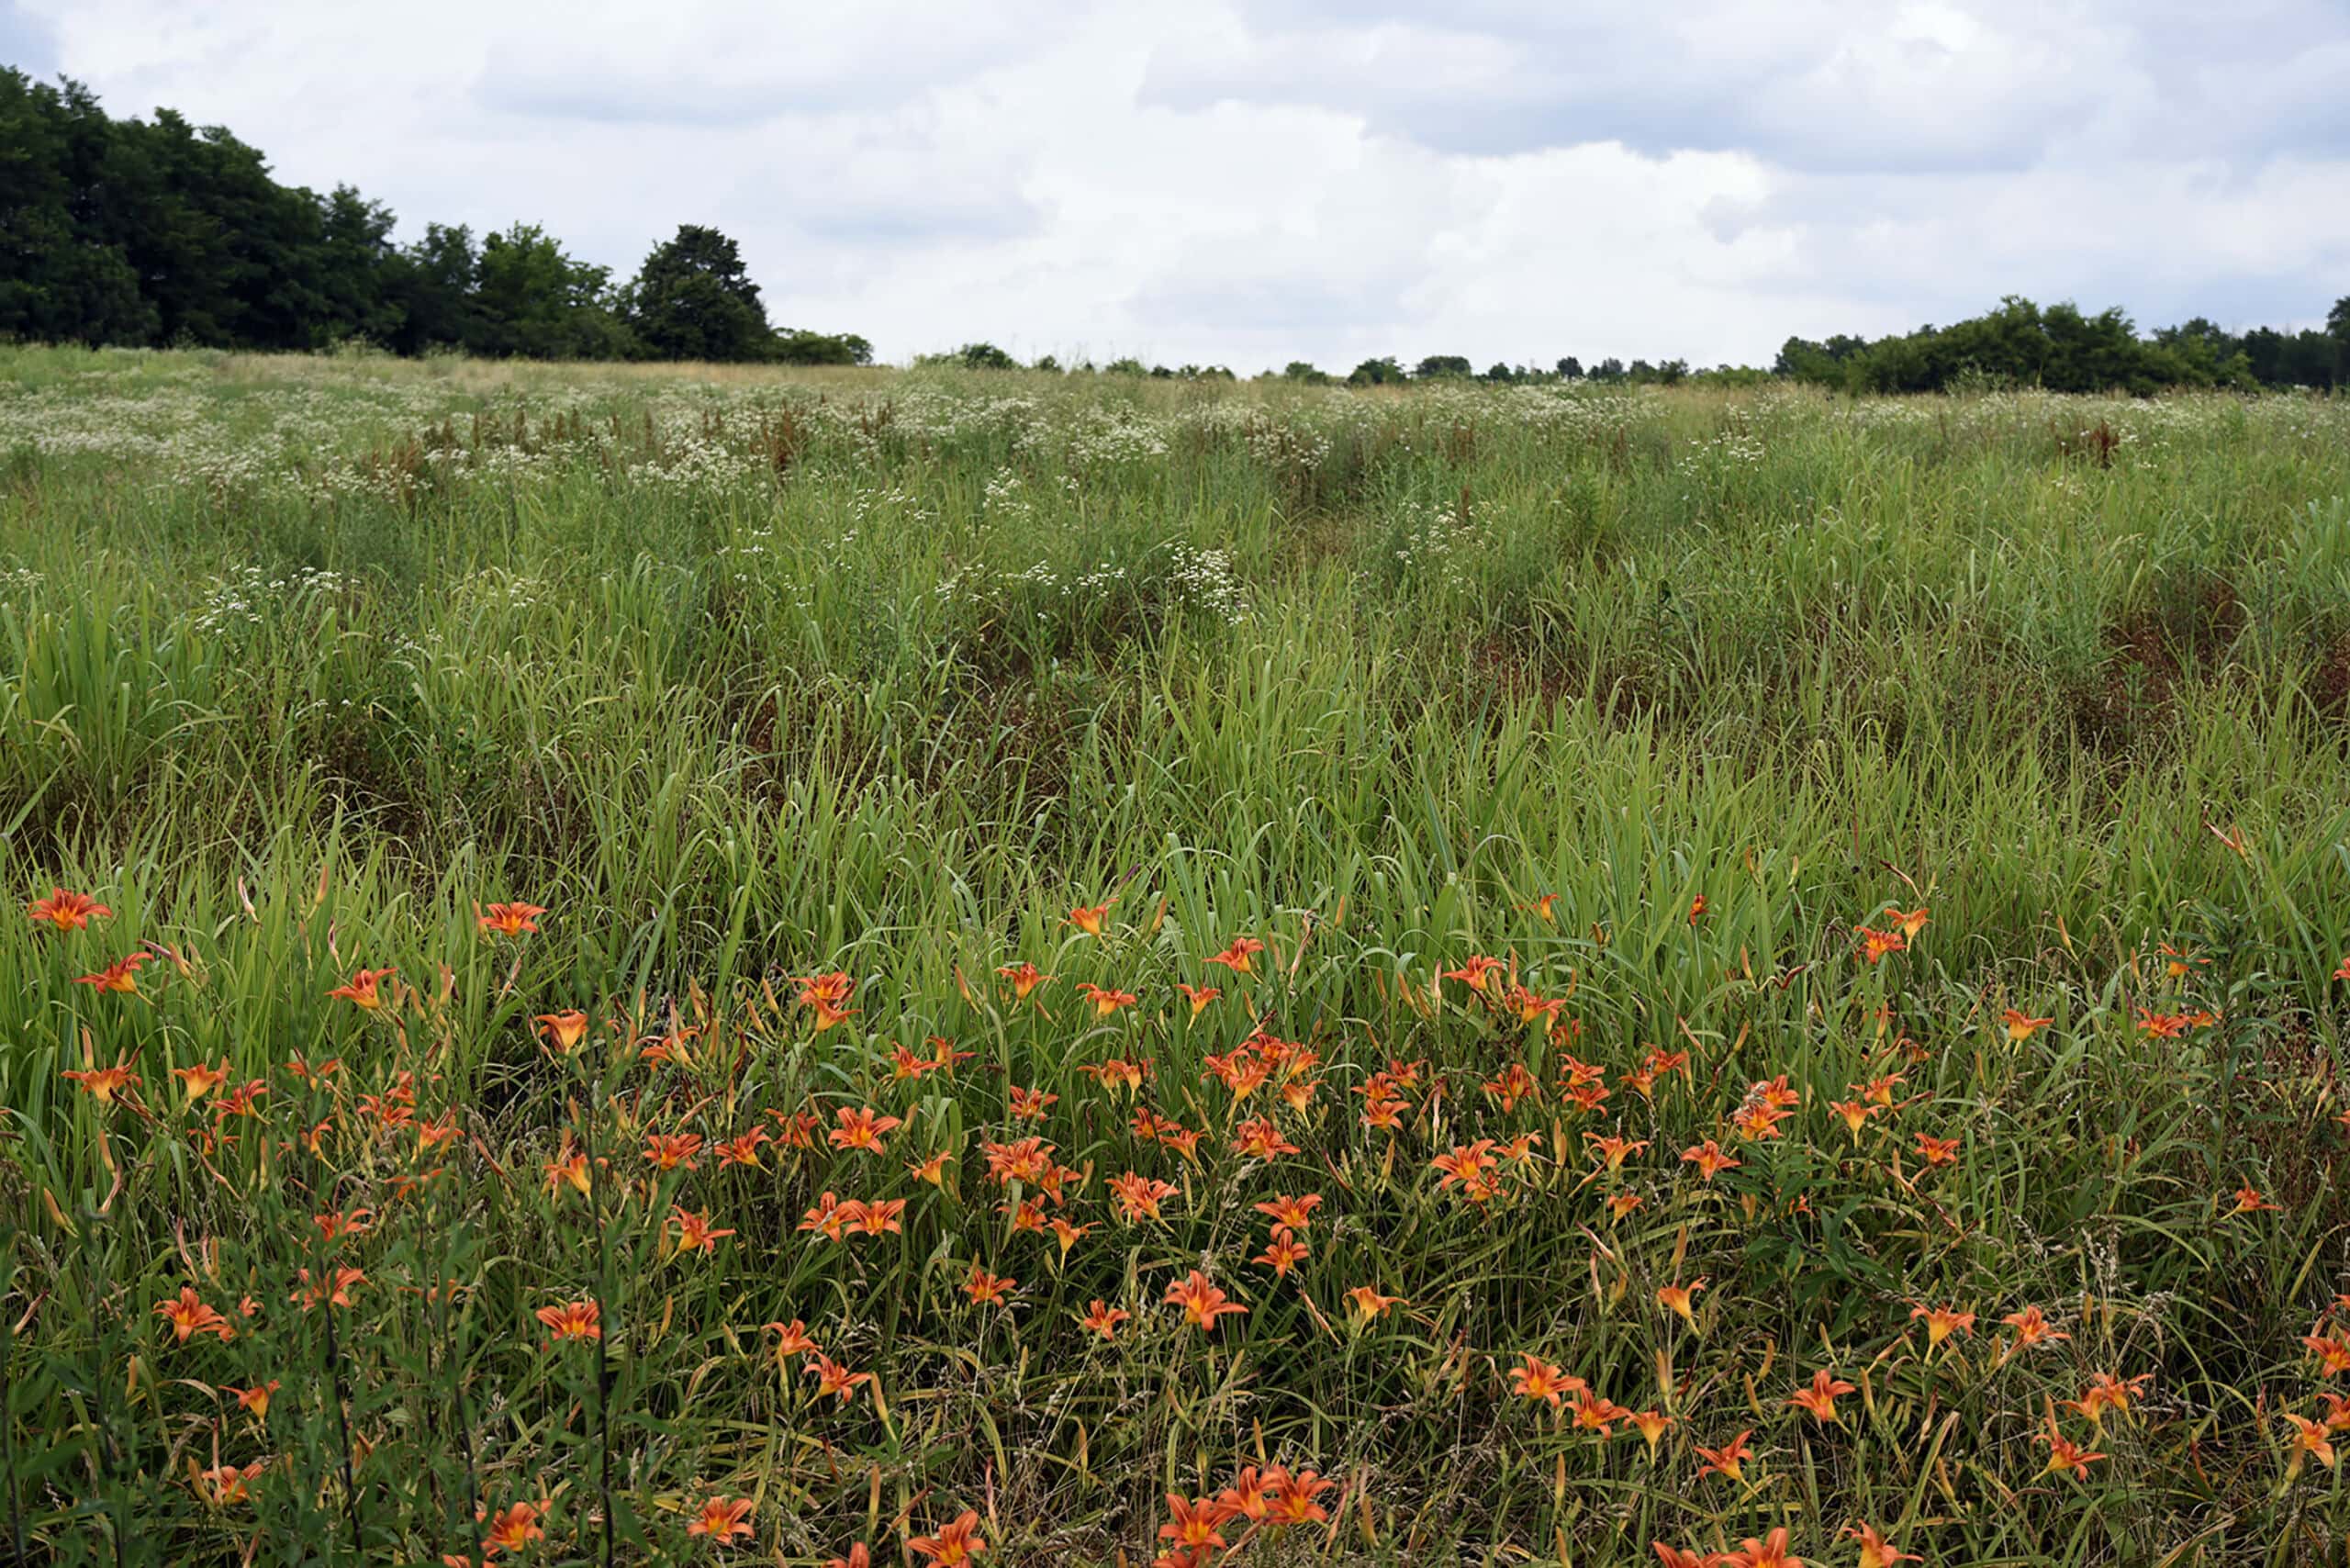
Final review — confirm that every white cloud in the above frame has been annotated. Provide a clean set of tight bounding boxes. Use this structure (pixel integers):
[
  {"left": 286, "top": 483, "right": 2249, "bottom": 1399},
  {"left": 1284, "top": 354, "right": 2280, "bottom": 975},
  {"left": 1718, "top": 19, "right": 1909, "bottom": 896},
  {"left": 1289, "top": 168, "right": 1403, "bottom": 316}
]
[{"left": 21, "top": 0, "right": 2350, "bottom": 367}]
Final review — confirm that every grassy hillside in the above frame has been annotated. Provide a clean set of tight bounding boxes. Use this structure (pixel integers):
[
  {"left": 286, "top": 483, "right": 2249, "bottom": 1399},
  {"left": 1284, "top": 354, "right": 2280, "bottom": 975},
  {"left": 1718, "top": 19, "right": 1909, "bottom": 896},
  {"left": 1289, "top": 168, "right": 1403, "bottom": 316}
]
[{"left": 5, "top": 347, "right": 2349, "bottom": 1564}]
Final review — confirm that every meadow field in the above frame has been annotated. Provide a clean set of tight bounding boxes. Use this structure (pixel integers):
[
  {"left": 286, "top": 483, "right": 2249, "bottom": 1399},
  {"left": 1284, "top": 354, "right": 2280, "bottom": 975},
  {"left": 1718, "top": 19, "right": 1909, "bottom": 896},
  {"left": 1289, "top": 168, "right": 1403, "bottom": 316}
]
[{"left": 5, "top": 345, "right": 2350, "bottom": 1565}]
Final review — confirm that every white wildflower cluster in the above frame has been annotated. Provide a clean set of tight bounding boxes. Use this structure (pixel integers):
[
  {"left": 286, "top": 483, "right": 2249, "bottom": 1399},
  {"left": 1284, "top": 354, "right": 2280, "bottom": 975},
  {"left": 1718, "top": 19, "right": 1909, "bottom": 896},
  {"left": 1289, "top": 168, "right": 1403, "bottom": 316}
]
[
  {"left": 1386, "top": 497, "right": 1489, "bottom": 594},
  {"left": 192, "top": 566, "right": 349, "bottom": 637}
]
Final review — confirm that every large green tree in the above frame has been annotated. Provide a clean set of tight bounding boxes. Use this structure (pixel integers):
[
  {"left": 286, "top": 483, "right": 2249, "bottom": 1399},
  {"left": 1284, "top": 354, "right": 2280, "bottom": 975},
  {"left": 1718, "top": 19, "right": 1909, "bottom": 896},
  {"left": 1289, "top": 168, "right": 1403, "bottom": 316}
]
[{"left": 622, "top": 224, "right": 770, "bottom": 362}]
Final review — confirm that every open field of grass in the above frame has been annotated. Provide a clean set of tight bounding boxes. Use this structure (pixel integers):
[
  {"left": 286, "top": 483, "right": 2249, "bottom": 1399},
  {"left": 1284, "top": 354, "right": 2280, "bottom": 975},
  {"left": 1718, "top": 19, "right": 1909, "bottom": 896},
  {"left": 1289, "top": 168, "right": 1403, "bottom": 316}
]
[{"left": 5, "top": 345, "right": 2350, "bottom": 1565}]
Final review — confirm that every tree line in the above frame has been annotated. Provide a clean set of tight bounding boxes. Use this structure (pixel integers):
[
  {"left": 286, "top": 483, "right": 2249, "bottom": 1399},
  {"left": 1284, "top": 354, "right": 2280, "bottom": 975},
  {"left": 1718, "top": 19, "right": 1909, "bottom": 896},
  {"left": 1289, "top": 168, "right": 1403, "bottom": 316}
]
[
  {"left": 0, "top": 70, "right": 870, "bottom": 364},
  {"left": 2, "top": 71, "right": 2343, "bottom": 393}
]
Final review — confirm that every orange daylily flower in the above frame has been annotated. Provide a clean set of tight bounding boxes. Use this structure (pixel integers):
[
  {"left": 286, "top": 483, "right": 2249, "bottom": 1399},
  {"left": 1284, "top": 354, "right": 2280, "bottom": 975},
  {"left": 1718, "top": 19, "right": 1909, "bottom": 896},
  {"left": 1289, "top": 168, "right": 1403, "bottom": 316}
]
[
  {"left": 477, "top": 902, "right": 547, "bottom": 937},
  {"left": 2284, "top": 1413, "right": 2338, "bottom": 1473},
  {"left": 1912, "top": 1133, "right": 1961, "bottom": 1167},
  {"left": 535, "top": 1011, "right": 588, "bottom": 1056},
  {"left": 804, "top": 1353, "right": 872, "bottom": 1403},
  {"left": 1441, "top": 955, "right": 1505, "bottom": 991},
  {"left": 224, "top": 1381, "right": 279, "bottom": 1421},
  {"left": 1788, "top": 1368, "right": 1856, "bottom": 1423},
  {"left": 290, "top": 1268, "right": 366, "bottom": 1311},
  {"left": 1346, "top": 1285, "right": 1404, "bottom": 1323},
  {"left": 1255, "top": 1227, "right": 1310, "bottom": 1277},
  {"left": 61, "top": 1056, "right": 141, "bottom": 1105},
  {"left": 75, "top": 952, "right": 151, "bottom": 994},
  {"left": 480, "top": 1502, "right": 546, "bottom": 1554},
  {"left": 1064, "top": 901, "right": 1115, "bottom": 936},
  {"left": 2002, "top": 1008, "right": 2053, "bottom": 1041},
  {"left": 324, "top": 966, "right": 393, "bottom": 1010},
  {"left": 823, "top": 1545, "right": 873, "bottom": 1568},
  {"left": 536, "top": 1300, "right": 602, "bottom": 1344},
  {"left": 1109, "top": 1170, "right": 1179, "bottom": 1223},
  {"left": 2227, "top": 1183, "right": 2281, "bottom": 1215},
  {"left": 1079, "top": 1299, "right": 1131, "bottom": 1338},
  {"left": 1158, "top": 1493, "right": 1238, "bottom": 1558},
  {"left": 670, "top": 1206, "right": 736, "bottom": 1257},
  {"left": 1630, "top": 1408, "right": 1674, "bottom": 1455},
  {"left": 766, "top": 1318, "right": 820, "bottom": 1364},
  {"left": 995, "top": 961, "right": 1052, "bottom": 1000},
  {"left": 1695, "top": 1429, "right": 1754, "bottom": 1483},
  {"left": 2303, "top": 1331, "right": 2350, "bottom": 1377},
  {"left": 1730, "top": 1527, "right": 1799, "bottom": 1568},
  {"left": 1176, "top": 981, "right": 1222, "bottom": 1014},
  {"left": 715, "top": 1127, "right": 771, "bottom": 1169},
  {"left": 2040, "top": 1423, "right": 2107, "bottom": 1480},
  {"left": 1253, "top": 1192, "right": 1323, "bottom": 1231},
  {"left": 1232, "top": 1115, "right": 1299, "bottom": 1161},
  {"left": 1855, "top": 926, "right": 1907, "bottom": 964},
  {"left": 686, "top": 1496, "right": 755, "bottom": 1542},
  {"left": 1571, "top": 1388, "right": 1630, "bottom": 1436},
  {"left": 1659, "top": 1278, "right": 1707, "bottom": 1329},
  {"left": 1681, "top": 1139, "right": 1740, "bottom": 1182},
  {"left": 907, "top": 1509, "right": 987, "bottom": 1565},
  {"left": 1653, "top": 1546, "right": 1712, "bottom": 1568},
  {"left": 196, "top": 1460, "right": 266, "bottom": 1507},
  {"left": 962, "top": 1265, "right": 1016, "bottom": 1305},
  {"left": 27, "top": 887, "right": 110, "bottom": 930},
  {"left": 1843, "top": 1522, "right": 1919, "bottom": 1568},
  {"left": 1166, "top": 1270, "right": 1248, "bottom": 1330},
  {"left": 155, "top": 1287, "right": 234, "bottom": 1344},
  {"left": 1909, "top": 1302, "right": 1976, "bottom": 1350},
  {"left": 1205, "top": 936, "right": 1266, "bottom": 974},
  {"left": 794, "top": 971, "right": 859, "bottom": 1032},
  {"left": 172, "top": 1059, "right": 230, "bottom": 1103},
  {"left": 1998, "top": 1305, "right": 2067, "bottom": 1361},
  {"left": 1075, "top": 981, "right": 1136, "bottom": 1017},
  {"left": 827, "top": 1105, "right": 903, "bottom": 1153},
  {"left": 907, "top": 1149, "right": 951, "bottom": 1185}
]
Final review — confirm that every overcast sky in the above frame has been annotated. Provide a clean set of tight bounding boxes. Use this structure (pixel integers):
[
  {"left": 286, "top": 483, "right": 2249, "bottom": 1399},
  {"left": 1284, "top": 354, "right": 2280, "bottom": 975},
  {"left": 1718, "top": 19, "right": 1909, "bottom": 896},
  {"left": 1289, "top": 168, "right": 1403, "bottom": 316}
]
[{"left": 7, "top": 0, "right": 2347, "bottom": 369}]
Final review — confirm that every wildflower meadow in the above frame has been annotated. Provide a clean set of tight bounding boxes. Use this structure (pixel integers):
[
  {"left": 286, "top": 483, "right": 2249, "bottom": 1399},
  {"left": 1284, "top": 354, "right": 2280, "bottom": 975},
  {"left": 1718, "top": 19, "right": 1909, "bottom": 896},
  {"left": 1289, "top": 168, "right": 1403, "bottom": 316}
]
[{"left": 5, "top": 346, "right": 2350, "bottom": 1565}]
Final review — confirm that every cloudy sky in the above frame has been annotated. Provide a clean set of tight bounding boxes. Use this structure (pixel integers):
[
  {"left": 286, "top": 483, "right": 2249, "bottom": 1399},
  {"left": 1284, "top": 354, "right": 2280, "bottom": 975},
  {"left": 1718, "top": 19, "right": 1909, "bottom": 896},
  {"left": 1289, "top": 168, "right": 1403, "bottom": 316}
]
[{"left": 7, "top": 0, "right": 2347, "bottom": 369}]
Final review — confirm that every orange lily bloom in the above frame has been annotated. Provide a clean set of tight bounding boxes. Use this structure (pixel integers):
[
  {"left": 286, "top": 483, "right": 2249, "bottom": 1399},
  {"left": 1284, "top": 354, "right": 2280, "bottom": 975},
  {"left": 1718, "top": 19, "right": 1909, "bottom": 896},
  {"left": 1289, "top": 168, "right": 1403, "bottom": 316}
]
[
  {"left": 196, "top": 1460, "right": 266, "bottom": 1507},
  {"left": 1788, "top": 1368, "right": 1856, "bottom": 1423},
  {"left": 1079, "top": 1299, "right": 1131, "bottom": 1338},
  {"left": 1732, "top": 1527, "right": 1798, "bottom": 1568},
  {"left": 1909, "top": 1302, "right": 1976, "bottom": 1350},
  {"left": 324, "top": 966, "right": 393, "bottom": 1010},
  {"left": 2284, "top": 1413, "right": 2338, "bottom": 1473},
  {"left": 224, "top": 1381, "right": 279, "bottom": 1421},
  {"left": 1844, "top": 1522, "right": 1919, "bottom": 1568},
  {"left": 1176, "top": 981, "right": 1222, "bottom": 1014},
  {"left": 2227, "top": 1183, "right": 2281, "bottom": 1215},
  {"left": 1441, "top": 955, "right": 1505, "bottom": 991},
  {"left": 1681, "top": 1139, "right": 1740, "bottom": 1182},
  {"left": 1855, "top": 926, "right": 1906, "bottom": 964},
  {"left": 1109, "top": 1170, "right": 1178, "bottom": 1223},
  {"left": 2303, "top": 1331, "right": 2350, "bottom": 1376},
  {"left": 536, "top": 1300, "right": 602, "bottom": 1344},
  {"left": 172, "top": 1060, "right": 230, "bottom": 1103},
  {"left": 827, "top": 1105, "right": 902, "bottom": 1153},
  {"left": 61, "top": 1056, "right": 140, "bottom": 1105},
  {"left": 1158, "top": 1493, "right": 1238, "bottom": 1558},
  {"left": 1255, "top": 1227, "right": 1310, "bottom": 1277},
  {"left": 1658, "top": 1278, "right": 1707, "bottom": 1329},
  {"left": 1571, "top": 1388, "right": 1630, "bottom": 1436},
  {"left": 715, "top": 1127, "right": 771, "bottom": 1169},
  {"left": 963, "top": 1265, "right": 1015, "bottom": 1305},
  {"left": 1912, "top": 1133, "right": 1961, "bottom": 1167},
  {"left": 477, "top": 902, "right": 547, "bottom": 937},
  {"left": 1998, "top": 1305, "right": 2067, "bottom": 1361},
  {"left": 823, "top": 1545, "right": 872, "bottom": 1568},
  {"left": 804, "top": 1354, "right": 872, "bottom": 1404},
  {"left": 535, "top": 1011, "right": 588, "bottom": 1056},
  {"left": 1205, "top": 936, "right": 1266, "bottom": 974},
  {"left": 1653, "top": 1546, "right": 1712, "bottom": 1568},
  {"left": 670, "top": 1206, "right": 735, "bottom": 1257},
  {"left": 155, "top": 1287, "right": 234, "bottom": 1344},
  {"left": 75, "top": 952, "right": 151, "bottom": 994},
  {"left": 1695, "top": 1429, "right": 1753, "bottom": 1483},
  {"left": 2040, "top": 1423, "right": 2107, "bottom": 1480},
  {"left": 480, "top": 1502, "right": 546, "bottom": 1554},
  {"left": 1232, "top": 1115, "right": 1299, "bottom": 1160},
  {"left": 27, "top": 887, "right": 110, "bottom": 930},
  {"left": 1253, "top": 1192, "right": 1323, "bottom": 1231},
  {"left": 1075, "top": 981, "right": 1136, "bottom": 1017},
  {"left": 907, "top": 1149, "right": 951, "bottom": 1185},
  {"left": 2002, "top": 1008, "right": 2053, "bottom": 1041},
  {"left": 1347, "top": 1285, "right": 1404, "bottom": 1323},
  {"left": 1630, "top": 1408, "right": 1674, "bottom": 1455},
  {"left": 766, "top": 1318, "right": 820, "bottom": 1363},
  {"left": 995, "top": 961, "right": 1051, "bottom": 1000},
  {"left": 686, "top": 1496, "right": 755, "bottom": 1542},
  {"left": 1166, "top": 1270, "right": 1248, "bottom": 1330},
  {"left": 906, "top": 1509, "right": 986, "bottom": 1565},
  {"left": 1064, "top": 901, "right": 1115, "bottom": 936}
]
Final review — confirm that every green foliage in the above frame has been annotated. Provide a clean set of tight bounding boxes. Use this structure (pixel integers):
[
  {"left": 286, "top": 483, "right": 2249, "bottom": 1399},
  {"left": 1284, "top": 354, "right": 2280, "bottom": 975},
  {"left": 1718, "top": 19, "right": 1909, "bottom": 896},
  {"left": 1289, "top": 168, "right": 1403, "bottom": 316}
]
[{"left": 620, "top": 224, "right": 770, "bottom": 362}]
